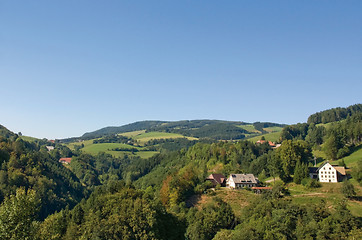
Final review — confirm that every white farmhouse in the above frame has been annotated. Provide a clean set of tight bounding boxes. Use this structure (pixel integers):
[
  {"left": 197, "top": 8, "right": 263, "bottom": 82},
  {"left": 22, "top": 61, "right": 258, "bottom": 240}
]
[
  {"left": 226, "top": 174, "right": 258, "bottom": 189},
  {"left": 316, "top": 162, "right": 346, "bottom": 183}
]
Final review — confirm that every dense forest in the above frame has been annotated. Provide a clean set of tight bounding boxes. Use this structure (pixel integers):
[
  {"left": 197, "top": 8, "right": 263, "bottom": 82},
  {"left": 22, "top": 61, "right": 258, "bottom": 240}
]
[{"left": 0, "top": 104, "right": 361, "bottom": 239}]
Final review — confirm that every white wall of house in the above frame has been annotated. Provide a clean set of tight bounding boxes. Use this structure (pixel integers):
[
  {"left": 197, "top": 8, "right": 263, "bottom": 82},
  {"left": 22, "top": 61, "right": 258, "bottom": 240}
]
[
  {"left": 318, "top": 162, "right": 337, "bottom": 183},
  {"left": 227, "top": 176, "right": 236, "bottom": 188}
]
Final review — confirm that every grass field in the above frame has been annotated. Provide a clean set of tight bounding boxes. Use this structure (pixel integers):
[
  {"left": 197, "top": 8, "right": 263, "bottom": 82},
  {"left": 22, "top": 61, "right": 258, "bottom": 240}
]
[
  {"left": 263, "top": 126, "right": 283, "bottom": 133},
  {"left": 134, "top": 131, "right": 197, "bottom": 144},
  {"left": 20, "top": 136, "right": 39, "bottom": 142},
  {"left": 193, "top": 188, "right": 257, "bottom": 218},
  {"left": 66, "top": 139, "right": 94, "bottom": 150},
  {"left": 288, "top": 182, "right": 362, "bottom": 217},
  {"left": 119, "top": 130, "right": 146, "bottom": 138},
  {"left": 67, "top": 140, "right": 159, "bottom": 158},
  {"left": 237, "top": 124, "right": 261, "bottom": 133},
  {"left": 329, "top": 145, "right": 362, "bottom": 168},
  {"left": 247, "top": 131, "right": 281, "bottom": 143}
]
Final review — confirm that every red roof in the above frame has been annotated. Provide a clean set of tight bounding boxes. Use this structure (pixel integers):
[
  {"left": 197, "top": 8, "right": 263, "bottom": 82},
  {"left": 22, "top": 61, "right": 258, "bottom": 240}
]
[{"left": 59, "top": 158, "right": 72, "bottom": 164}]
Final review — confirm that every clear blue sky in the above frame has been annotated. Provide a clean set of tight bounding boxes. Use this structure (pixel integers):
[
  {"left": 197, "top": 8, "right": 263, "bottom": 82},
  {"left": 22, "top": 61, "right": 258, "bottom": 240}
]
[{"left": 1, "top": 1, "right": 361, "bottom": 139}]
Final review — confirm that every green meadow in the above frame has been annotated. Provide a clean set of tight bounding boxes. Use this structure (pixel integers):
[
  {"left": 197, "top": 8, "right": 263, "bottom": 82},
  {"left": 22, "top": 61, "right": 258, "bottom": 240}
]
[
  {"left": 81, "top": 142, "right": 159, "bottom": 158},
  {"left": 263, "top": 126, "right": 283, "bottom": 133},
  {"left": 237, "top": 124, "right": 261, "bottom": 133},
  {"left": 133, "top": 131, "right": 197, "bottom": 144},
  {"left": 247, "top": 131, "right": 282, "bottom": 143}
]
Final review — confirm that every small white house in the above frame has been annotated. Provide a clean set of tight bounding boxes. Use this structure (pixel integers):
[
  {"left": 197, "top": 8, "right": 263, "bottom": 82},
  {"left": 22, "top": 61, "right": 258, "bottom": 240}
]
[
  {"left": 315, "top": 162, "right": 346, "bottom": 183},
  {"left": 46, "top": 146, "right": 55, "bottom": 151},
  {"left": 226, "top": 174, "right": 258, "bottom": 189}
]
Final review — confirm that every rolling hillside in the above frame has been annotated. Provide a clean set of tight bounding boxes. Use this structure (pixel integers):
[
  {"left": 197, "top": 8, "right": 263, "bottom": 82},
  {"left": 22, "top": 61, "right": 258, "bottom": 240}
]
[
  {"left": 63, "top": 120, "right": 285, "bottom": 142},
  {"left": 62, "top": 120, "right": 285, "bottom": 157}
]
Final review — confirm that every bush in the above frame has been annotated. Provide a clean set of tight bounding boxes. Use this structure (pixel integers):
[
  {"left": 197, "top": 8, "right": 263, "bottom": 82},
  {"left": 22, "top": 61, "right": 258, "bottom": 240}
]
[{"left": 301, "top": 178, "right": 321, "bottom": 188}]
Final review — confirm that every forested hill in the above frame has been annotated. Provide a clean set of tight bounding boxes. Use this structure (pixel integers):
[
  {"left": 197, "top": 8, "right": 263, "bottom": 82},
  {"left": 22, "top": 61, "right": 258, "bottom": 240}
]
[
  {"left": 81, "top": 120, "right": 167, "bottom": 139},
  {"left": 0, "top": 126, "right": 86, "bottom": 220},
  {"left": 75, "top": 120, "right": 285, "bottom": 141},
  {"left": 307, "top": 103, "right": 362, "bottom": 124},
  {"left": 281, "top": 103, "right": 362, "bottom": 160},
  {"left": 0, "top": 124, "right": 17, "bottom": 139}
]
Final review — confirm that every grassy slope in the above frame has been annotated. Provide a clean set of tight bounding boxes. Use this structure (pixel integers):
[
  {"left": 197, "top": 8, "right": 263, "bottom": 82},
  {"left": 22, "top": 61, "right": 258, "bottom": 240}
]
[
  {"left": 20, "top": 135, "right": 39, "bottom": 142},
  {"left": 330, "top": 145, "right": 362, "bottom": 168},
  {"left": 67, "top": 139, "right": 159, "bottom": 158},
  {"left": 313, "top": 145, "right": 362, "bottom": 169},
  {"left": 134, "top": 131, "right": 197, "bottom": 144},
  {"left": 287, "top": 182, "right": 362, "bottom": 217},
  {"left": 263, "top": 126, "right": 283, "bottom": 133},
  {"left": 236, "top": 124, "right": 261, "bottom": 133},
  {"left": 119, "top": 130, "right": 146, "bottom": 138},
  {"left": 82, "top": 143, "right": 158, "bottom": 158},
  {"left": 196, "top": 182, "right": 362, "bottom": 219},
  {"left": 247, "top": 131, "right": 282, "bottom": 143}
]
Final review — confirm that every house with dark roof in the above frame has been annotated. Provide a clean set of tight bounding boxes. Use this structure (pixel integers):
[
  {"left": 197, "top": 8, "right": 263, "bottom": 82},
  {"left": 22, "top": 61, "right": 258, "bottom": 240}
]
[
  {"left": 226, "top": 174, "right": 258, "bottom": 189},
  {"left": 309, "top": 162, "right": 346, "bottom": 182},
  {"left": 206, "top": 174, "right": 226, "bottom": 187}
]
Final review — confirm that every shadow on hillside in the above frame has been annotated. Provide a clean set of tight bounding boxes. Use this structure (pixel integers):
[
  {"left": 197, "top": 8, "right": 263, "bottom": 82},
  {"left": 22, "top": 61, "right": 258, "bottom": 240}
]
[
  {"left": 185, "top": 194, "right": 202, "bottom": 208},
  {"left": 350, "top": 196, "right": 362, "bottom": 202}
]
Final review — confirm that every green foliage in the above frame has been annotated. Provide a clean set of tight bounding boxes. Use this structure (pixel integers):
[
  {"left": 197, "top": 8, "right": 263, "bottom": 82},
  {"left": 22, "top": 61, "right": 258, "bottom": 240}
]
[
  {"left": 341, "top": 180, "right": 356, "bottom": 199},
  {"left": 226, "top": 197, "right": 360, "bottom": 240},
  {"left": 351, "top": 159, "right": 362, "bottom": 185},
  {"left": 186, "top": 198, "right": 235, "bottom": 240},
  {"left": 276, "top": 140, "right": 312, "bottom": 182},
  {"left": 0, "top": 188, "right": 40, "bottom": 240},
  {"left": 0, "top": 135, "right": 85, "bottom": 219},
  {"left": 293, "top": 160, "right": 309, "bottom": 184},
  {"left": 39, "top": 184, "right": 185, "bottom": 240},
  {"left": 301, "top": 178, "right": 321, "bottom": 189},
  {"left": 280, "top": 123, "right": 309, "bottom": 141},
  {"left": 93, "top": 134, "right": 134, "bottom": 144}
]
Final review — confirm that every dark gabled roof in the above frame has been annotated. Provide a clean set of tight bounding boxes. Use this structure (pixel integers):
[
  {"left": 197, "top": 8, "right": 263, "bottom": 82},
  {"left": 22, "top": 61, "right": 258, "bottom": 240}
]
[
  {"left": 229, "top": 174, "right": 258, "bottom": 184},
  {"left": 309, "top": 167, "right": 318, "bottom": 173},
  {"left": 206, "top": 174, "right": 226, "bottom": 184}
]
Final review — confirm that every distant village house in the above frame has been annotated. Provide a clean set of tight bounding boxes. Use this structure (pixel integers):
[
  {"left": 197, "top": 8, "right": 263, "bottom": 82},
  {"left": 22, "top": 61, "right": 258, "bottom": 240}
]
[
  {"left": 256, "top": 140, "right": 280, "bottom": 149},
  {"left": 46, "top": 146, "right": 54, "bottom": 151},
  {"left": 59, "top": 158, "right": 72, "bottom": 164},
  {"left": 226, "top": 174, "right": 258, "bottom": 189}
]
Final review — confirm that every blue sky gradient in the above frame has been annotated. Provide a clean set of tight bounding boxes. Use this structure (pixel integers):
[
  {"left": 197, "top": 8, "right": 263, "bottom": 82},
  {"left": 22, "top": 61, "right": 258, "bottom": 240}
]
[{"left": 1, "top": 1, "right": 361, "bottom": 138}]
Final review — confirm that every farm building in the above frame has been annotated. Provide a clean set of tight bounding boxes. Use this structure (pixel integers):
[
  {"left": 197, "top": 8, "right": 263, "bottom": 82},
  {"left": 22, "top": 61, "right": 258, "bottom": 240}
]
[
  {"left": 309, "top": 162, "right": 346, "bottom": 182},
  {"left": 59, "top": 158, "right": 72, "bottom": 164},
  {"left": 226, "top": 174, "right": 258, "bottom": 189},
  {"left": 205, "top": 174, "right": 226, "bottom": 187}
]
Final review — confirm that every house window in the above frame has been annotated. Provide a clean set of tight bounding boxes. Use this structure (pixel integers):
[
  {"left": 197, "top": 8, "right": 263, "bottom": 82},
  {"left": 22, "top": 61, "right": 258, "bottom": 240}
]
[{"left": 329, "top": 167, "right": 331, "bottom": 170}]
